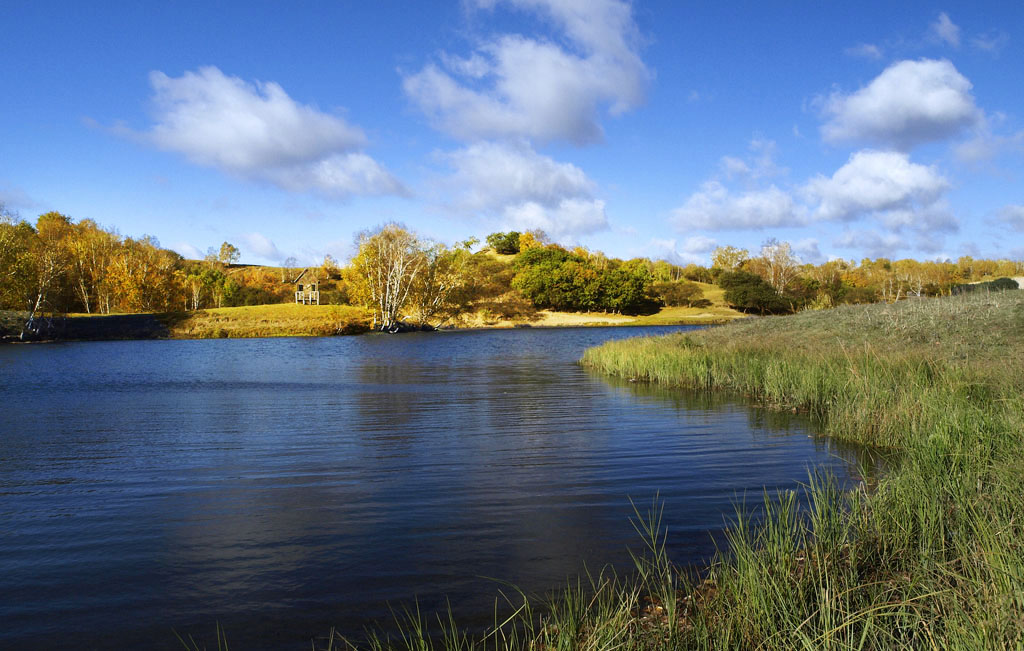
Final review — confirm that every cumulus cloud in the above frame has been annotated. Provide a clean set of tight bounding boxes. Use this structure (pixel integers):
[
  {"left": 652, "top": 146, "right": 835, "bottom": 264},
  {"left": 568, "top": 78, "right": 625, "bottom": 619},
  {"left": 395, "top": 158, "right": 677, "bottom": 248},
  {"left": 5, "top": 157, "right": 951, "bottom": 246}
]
[
  {"left": 793, "top": 238, "right": 824, "bottom": 264},
  {"left": 997, "top": 205, "right": 1024, "bottom": 232},
  {"left": 845, "top": 43, "right": 883, "bottom": 59},
  {"left": 141, "top": 66, "right": 405, "bottom": 198},
  {"left": 803, "top": 150, "right": 950, "bottom": 224},
  {"left": 646, "top": 235, "right": 717, "bottom": 264},
  {"left": 403, "top": 0, "right": 650, "bottom": 144},
  {"left": 503, "top": 198, "right": 608, "bottom": 239},
  {"left": 833, "top": 230, "right": 910, "bottom": 258},
  {"left": 443, "top": 141, "right": 595, "bottom": 212},
  {"left": 929, "top": 12, "right": 961, "bottom": 48},
  {"left": 820, "top": 59, "right": 981, "bottom": 149},
  {"left": 673, "top": 181, "right": 802, "bottom": 231},
  {"left": 441, "top": 141, "right": 607, "bottom": 239},
  {"left": 240, "top": 232, "right": 284, "bottom": 261}
]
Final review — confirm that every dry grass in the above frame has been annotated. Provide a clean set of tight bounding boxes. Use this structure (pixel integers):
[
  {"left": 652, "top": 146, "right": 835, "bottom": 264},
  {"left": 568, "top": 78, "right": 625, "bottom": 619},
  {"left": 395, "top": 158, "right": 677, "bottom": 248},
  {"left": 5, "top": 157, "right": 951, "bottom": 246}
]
[{"left": 162, "top": 303, "right": 371, "bottom": 339}]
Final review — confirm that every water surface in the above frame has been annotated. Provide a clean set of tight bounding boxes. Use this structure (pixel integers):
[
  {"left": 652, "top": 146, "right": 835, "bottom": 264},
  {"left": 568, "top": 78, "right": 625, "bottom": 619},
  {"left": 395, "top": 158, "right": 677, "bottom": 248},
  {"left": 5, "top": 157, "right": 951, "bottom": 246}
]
[{"left": 0, "top": 327, "right": 865, "bottom": 649}]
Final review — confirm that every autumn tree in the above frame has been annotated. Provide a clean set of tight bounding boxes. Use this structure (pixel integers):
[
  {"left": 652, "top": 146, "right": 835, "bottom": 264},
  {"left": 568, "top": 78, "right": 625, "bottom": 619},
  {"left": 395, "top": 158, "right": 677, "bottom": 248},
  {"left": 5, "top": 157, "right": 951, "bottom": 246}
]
[
  {"left": 750, "top": 238, "right": 801, "bottom": 295},
  {"left": 407, "top": 238, "right": 478, "bottom": 327},
  {"left": 349, "top": 223, "right": 426, "bottom": 331},
  {"left": 218, "top": 241, "right": 240, "bottom": 265},
  {"left": 22, "top": 212, "right": 74, "bottom": 333},
  {"left": 711, "top": 245, "right": 749, "bottom": 272},
  {"left": 517, "top": 229, "right": 549, "bottom": 251},
  {"left": 0, "top": 205, "right": 36, "bottom": 312},
  {"left": 67, "top": 219, "right": 118, "bottom": 313}
]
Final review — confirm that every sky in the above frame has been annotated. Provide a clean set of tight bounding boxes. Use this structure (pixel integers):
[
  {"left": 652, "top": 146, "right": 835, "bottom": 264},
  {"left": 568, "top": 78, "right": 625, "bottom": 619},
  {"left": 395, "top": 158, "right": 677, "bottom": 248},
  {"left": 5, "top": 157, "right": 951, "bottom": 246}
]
[{"left": 3, "top": 1, "right": 1023, "bottom": 266}]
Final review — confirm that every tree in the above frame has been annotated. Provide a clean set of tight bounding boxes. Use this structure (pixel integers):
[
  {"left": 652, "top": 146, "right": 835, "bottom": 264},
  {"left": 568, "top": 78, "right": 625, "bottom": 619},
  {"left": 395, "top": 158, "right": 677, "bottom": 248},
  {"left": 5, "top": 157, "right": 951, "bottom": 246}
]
[
  {"left": 280, "top": 256, "right": 299, "bottom": 282},
  {"left": 485, "top": 231, "right": 521, "bottom": 255},
  {"left": 349, "top": 223, "right": 426, "bottom": 331},
  {"left": 407, "top": 238, "right": 478, "bottom": 327},
  {"left": 67, "top": 219, "right": 118, "bottom": 313},
  {"left": 218, "top": 241, "right": 240, "bottom": 265},
  {"left": 751, "top": 238, "right": 800, "bottom": 295},
  {"left": 0, "top": 205, "right": 36, "bottom": 312},
  {"left": 718, "top": 270, "right": 790, "bottom": 315},
  {"left": 321, "top": 254, "right": 340, "bottom": 279},
  {"left": 711, "top": 245, "right": 749, "bottom": 272},
  {"left": 652, "top": 280, "right": 705, "bottom": 307},
  {"left": 517, "top": 229, "right": 549, "bottom": 251},
  {"left": 21, "top": 212, "right": 74, "bottom": 336}
]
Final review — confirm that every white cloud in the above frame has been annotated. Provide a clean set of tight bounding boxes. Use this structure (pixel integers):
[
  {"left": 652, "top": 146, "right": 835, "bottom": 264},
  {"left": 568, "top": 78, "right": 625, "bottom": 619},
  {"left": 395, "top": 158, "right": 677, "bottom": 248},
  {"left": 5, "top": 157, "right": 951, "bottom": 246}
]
[
  {"left": 930, "top": 12, "right": 961, "bottom": 48},
  {"left": 443, "top": 141, "right": 595, "bottom": 212},
  {"left": 681, "top": 235, "right": 717, "bottom": 254},
  {"left": 971, "top": 31, "right": 1009, "bottom": 55},
  {"left": 954, "top": 119, "right": 1024, "bottom": 163},
  {"left": 170, "top": 242, "right": 204, "bottom": 260},
  {"left": 645, "top": 236, "right": 717, "bottom": 265},
  {"left": 720, "top": 138, "right": 786, "bottom": 180},
  {"left": 997, "top": 205, "right": 1024, "bottom": 232},
  {"left": 845, "top": 43, "right": 883, "bottom": 59},
  {"left": 673, "top": 181, "right": 802, "bottom": 231},
  {"left": 503, "top": 199, "right": 608, "bottom": 239},
  {"left": 441, "top": 141, "right": 607, "bottom": 239},
  {"left": 876, "top": 202, "right": 958, "bottom": 234},
  {"left": 820, "top": 59, "right": 981, "bottom": 149},
  {"left": 403, "top": 0, "right": 650, "bottom": 144},
  {"left": 803, "top": 150, "right": 949, "bottom": 223},
  {"left": 793, "top": 238, "right": 824, "bottom": 264},
  {"left": 142, "top": 66, "right": 405, "bottom": 198},
  {"left": 240, "top": 232, "right": 284, "bottom": 261},
  {"left": 833, "top": 230, "right": 909, "bottom": 258}
]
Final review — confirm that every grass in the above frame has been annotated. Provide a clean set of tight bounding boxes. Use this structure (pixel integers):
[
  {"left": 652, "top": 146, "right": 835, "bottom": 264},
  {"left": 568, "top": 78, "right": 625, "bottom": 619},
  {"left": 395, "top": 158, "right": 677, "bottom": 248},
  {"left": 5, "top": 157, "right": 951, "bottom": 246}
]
[
  {"left": 161, "top": 303, "right": 372, "bottom": 339},
  {"left": 579, "top": 290, "right": 1024, "bottom": 648}
]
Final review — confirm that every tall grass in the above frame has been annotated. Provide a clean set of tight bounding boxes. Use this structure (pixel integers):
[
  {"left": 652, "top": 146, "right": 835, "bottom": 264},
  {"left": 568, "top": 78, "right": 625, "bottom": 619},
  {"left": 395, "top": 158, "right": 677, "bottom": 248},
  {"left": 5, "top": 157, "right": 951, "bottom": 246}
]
[{"left": 580, "top": 291, "right": 1024, "bottom": 648}]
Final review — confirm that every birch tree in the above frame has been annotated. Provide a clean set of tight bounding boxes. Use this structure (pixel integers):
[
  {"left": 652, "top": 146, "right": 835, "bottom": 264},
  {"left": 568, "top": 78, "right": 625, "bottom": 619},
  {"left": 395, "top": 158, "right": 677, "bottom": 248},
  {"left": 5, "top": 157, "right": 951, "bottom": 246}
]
[
  {"left": 753, "top": 238, "right": 801, "bottom": 295},
  {"left": 407, "top": 238, "right": 477, "bottom": 327},
  {"left": 350, "top": 224, "right": 426, "bottom": 331}
]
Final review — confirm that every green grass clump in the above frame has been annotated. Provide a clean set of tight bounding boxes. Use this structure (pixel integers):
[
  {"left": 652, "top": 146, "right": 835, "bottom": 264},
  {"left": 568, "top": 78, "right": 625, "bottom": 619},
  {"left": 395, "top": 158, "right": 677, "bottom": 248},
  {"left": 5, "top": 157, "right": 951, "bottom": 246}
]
[{"left": 161, "top": 303, "right": 372, "bottom": 339}]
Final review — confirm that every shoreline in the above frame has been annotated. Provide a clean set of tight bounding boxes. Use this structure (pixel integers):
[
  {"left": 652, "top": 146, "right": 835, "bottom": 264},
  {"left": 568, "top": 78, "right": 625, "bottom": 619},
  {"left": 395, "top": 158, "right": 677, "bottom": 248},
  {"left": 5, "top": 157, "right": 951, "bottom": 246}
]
[{"left": 1, "top": 307, "right": 740, "bottom": 343}]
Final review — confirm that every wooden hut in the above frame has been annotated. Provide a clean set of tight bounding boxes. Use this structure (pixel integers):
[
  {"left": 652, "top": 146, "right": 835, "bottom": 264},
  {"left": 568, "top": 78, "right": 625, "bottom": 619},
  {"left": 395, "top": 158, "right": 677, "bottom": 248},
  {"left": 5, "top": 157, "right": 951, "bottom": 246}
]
[{"left": 293, "top": 269, "right": 321, "bottom": 305}]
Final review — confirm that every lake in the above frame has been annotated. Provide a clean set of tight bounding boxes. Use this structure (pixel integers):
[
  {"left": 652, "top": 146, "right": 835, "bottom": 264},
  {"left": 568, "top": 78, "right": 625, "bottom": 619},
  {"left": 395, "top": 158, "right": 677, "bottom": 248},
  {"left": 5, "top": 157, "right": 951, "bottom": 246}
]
[{"left": 0, "top": 327, "right": 867, "bottom": 649}]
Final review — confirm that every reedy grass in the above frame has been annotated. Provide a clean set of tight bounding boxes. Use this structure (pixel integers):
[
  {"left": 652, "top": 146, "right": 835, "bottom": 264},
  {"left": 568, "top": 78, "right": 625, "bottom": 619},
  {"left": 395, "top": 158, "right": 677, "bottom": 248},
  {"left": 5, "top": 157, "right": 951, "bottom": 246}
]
[{"left": 579, "top": 290, "right": 1024, "bottom": 649}]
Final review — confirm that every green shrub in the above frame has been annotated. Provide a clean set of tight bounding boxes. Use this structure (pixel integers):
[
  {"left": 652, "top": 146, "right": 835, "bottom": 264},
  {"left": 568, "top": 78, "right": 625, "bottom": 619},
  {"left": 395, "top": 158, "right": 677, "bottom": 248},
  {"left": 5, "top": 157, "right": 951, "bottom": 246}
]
[{"left": 652, "top": 280, "right": 704, "bottom": 306}]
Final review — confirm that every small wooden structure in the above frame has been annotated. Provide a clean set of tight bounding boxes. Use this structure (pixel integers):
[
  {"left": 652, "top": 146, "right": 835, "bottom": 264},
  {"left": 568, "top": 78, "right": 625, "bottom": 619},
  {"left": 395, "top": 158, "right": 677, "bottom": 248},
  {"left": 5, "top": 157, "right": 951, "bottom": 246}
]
[{"left": 293, "top": 269, "right": 321, "bottom": 305}]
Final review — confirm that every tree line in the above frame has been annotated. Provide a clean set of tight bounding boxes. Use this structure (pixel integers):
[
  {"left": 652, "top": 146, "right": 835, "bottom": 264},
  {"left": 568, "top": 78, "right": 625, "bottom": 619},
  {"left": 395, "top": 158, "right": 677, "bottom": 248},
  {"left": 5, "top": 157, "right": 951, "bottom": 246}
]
[{"left": 3, "top": 205, "right": 1021, "bottom": 335}]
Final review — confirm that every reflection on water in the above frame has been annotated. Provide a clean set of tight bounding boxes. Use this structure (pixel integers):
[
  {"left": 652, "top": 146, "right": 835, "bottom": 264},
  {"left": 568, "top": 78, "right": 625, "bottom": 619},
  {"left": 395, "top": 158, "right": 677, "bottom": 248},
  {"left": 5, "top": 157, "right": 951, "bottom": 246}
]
[{"left": 0, "top": 327, "right": 868, "bottom": 649}]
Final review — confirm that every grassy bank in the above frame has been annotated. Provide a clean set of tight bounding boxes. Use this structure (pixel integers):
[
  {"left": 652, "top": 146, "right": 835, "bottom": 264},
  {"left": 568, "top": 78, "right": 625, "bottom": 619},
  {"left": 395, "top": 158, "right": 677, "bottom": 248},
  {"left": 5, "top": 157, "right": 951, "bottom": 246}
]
[
  {"left": 576, "top": 290, "right": 1024, "bottom": 648},
  {"left": 161, "top": 304, "right": 372, "bottom": 339}
]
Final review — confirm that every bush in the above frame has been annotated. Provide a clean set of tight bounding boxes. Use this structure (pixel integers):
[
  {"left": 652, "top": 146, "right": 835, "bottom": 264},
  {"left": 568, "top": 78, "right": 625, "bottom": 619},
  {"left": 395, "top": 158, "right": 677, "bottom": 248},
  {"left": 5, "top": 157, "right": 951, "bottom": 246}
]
[
  {"left": 652, "top": 280, "right": 704, "bottom": 307},
  {"left": 718, "top": 271, "right": 790, "bottom": 314},
  {"left": 952, "top": 277, "right": 1020, "bottom": 295},
  {"left": 485, "top": 231, "right": 521, "bottom": 255}
]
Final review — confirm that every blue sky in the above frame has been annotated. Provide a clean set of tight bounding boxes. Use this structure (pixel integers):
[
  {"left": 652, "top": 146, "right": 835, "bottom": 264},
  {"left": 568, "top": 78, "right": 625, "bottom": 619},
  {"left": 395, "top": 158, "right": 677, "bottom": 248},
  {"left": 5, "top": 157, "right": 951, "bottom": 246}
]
[{"left": 3, "top": 1, "right": 1023, "bottom": 266}]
